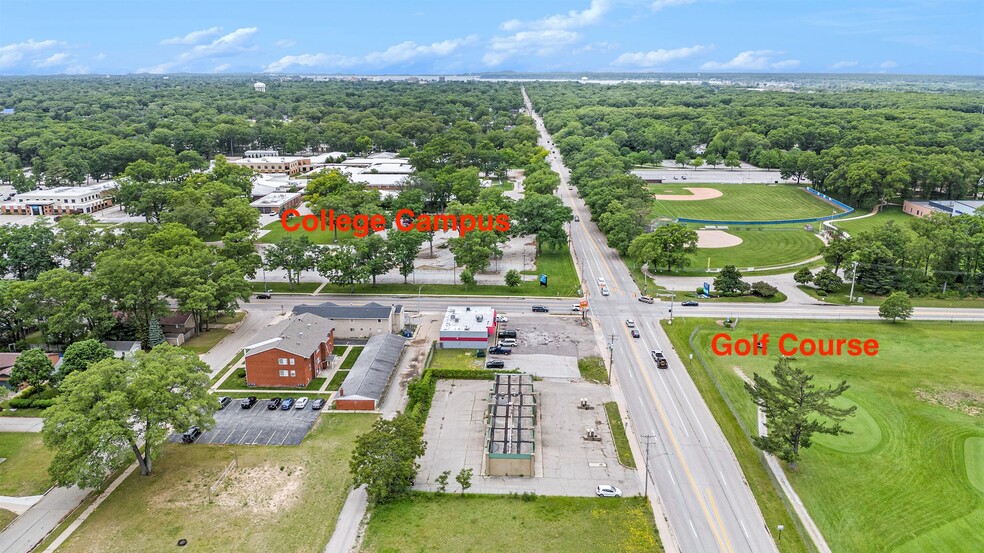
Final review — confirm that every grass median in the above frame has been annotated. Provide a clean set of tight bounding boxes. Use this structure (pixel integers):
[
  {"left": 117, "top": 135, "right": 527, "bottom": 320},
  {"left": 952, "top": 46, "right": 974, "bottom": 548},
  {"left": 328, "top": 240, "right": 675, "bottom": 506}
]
[
  {"left": 604, "top": 402, "right": 635, "bottom": 469},
  {"left": 578, "top": 355, "right": 608, "bottom": 384}
]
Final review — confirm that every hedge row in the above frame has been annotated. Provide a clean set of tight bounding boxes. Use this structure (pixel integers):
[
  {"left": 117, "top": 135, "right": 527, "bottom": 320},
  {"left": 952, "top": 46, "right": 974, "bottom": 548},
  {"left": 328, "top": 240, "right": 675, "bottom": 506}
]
[{"left": 7, "top": 398, "right": 55, "bottom": 409}]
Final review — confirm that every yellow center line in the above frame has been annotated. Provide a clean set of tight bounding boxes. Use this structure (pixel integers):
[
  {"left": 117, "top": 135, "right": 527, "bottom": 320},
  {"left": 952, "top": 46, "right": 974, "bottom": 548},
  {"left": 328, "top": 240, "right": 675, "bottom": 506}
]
[{"left": 708, "top": 486, "right": 737, "bottom": 553}]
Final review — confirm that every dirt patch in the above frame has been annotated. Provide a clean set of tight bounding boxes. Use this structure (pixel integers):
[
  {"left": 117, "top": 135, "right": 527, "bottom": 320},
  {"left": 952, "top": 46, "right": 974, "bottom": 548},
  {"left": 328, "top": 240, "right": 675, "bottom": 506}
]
[
  {"left": 652, "top": 187, "right": 724, "bottom": 201},
  {"left": 697, "top": 229, "right": 743, "bottom": 248},
  {"left": 914, "top": 387, "right": 984, "bottom": 417},
  {"left": 152, "top": 463, "right": 306, "bottom": 513}
]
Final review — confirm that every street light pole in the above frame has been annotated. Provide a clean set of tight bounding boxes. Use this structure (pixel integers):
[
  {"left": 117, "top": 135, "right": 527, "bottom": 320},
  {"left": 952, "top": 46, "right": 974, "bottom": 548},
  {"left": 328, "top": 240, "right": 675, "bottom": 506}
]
[
  {"left": 777, "top": 524, "right": 784, "bottom": 541},
  {"left": 669, "top": 293, "right": 675, "bottom": 323},
  {"left": 643, "top": 433, "right": 656, "bottom": 497},
  {"left": 607, "top": 333, "right": 616, "bottom": 382},
  {"left": 848, "top": 260, "right": 860, "bottom": 304}
]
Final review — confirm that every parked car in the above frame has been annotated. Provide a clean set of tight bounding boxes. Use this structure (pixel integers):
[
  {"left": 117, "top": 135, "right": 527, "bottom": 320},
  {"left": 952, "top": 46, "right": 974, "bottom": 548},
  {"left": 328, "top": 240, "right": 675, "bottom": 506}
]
[
  {"left": 256, "top": 292, "right": 272, "bottom": 299},
  {"left": 267, "top": 398, "right": 282, "bottom": 410},
  {"left": 681, "top": 300, "right": 699, "bottom": 306},
  {"left": 681, "top": 175, "right": 687, "bottom": 180},
  {"left": 181, "top": 426, "right": 202, "bottom": 443},
  {"left": 486, "top": 359, "right": 505, "bottom": 369},
  {"left": 625, "top": 319, "right": 635, "bottom": 328},
  {"left": 311, "top": 398, "right": 327, "bottom": 410},
  {"left": 601, "top": 287, "right": 610, "bottom": 296},
  {"left": 638, "top": 295, "right": 655, "bottom": 304},
  {"left": 217, "top": 396, "right": 231, "bottom": 410},
  {"left": 498, "top": 338, "right": 518, "bottom": 347},
  {"left": 295, "top": 397, "right": 309, "bottom": 409},
  {"left": 241, "top": 396, "right": 258, "bottom": 409},
  {"left": 531, "top": 305, "right": 549, "bottom": 313},
  {"left": 488, "top": 346, "right": 512, "bottom": 355},
  {"left": 498, "top": 329, "right": 518, "bottom": 339},
  {"left": 495, "top": 315, "right": 508, "bottom": 323},
  {"left": 281, "top": 398, "right": 295, "bottom": 410},
  {"left": 631, "top": 329, "right": 640, "bottom": 338},
  {"left": 596, "top": 485, "right": 622, "bottom": 498}
]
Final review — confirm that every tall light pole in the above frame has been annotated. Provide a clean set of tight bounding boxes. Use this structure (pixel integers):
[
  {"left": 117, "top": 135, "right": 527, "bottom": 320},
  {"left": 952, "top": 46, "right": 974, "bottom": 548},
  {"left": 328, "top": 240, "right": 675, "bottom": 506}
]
[
  {"left": 669, "top": 293, "right": 675, "bottom": 323},
  {"left": 607, "top": 333, "right": 616, "bottom": 382},
  {"left": 417, "top": 285, "right": 423, "bottom": 316},
  {"left": 643, "top": 433, "right": 656, "bottom": 497},
  {"left": 848, "top": 260, "right": 860, "bottom": 304}
]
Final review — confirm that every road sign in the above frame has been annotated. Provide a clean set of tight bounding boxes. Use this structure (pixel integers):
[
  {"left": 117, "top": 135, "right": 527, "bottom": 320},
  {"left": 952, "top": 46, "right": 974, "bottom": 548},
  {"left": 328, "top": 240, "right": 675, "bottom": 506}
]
[
  {"left": 579, "top": 300, "right": 588, "bottom": 309},
  {"left": 539, "top": 274, "right": 548, "bottom": 286},
  {"left": 703, "top": 282, "right": 710, "bottom": 295}
]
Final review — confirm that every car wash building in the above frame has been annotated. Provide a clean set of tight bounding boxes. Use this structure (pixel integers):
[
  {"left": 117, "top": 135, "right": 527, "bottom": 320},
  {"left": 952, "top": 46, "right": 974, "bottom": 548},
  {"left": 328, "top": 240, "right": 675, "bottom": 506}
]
[{"left": 438, "top": 306, "right": 496, "bottom": 349}]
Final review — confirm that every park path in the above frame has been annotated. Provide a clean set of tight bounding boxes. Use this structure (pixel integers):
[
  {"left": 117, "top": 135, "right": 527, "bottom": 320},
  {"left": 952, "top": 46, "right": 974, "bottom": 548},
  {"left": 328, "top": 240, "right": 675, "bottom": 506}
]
[{"left": 0, "top": 486, "right": 90, "bottom": 553}]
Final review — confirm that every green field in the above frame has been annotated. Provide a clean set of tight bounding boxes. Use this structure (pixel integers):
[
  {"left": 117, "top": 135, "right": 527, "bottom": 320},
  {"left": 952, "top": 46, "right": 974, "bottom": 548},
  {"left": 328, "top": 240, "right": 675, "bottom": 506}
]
[
  {"left": 258, "top": 217, "right": 357, "bottom": 244},
  {"left": 58, "top": 414, "right": 376, "bottom": 553},
  {"left": 427, "top": 348, "right": 485, "bottom": 370},
  {"left": 688, "top": 228, "right": 823, "bottom": 271},
  {"left": 665, "top": 318, "right": 984, "bottom": 553},
  {"left": 0, "top": 433, "right": 54, "bottom": 496},
  {"left": 361, "top": 493, "right": 661, "bottom": 553},
  {"left": 650, "top": 183, "right": 846, "bottom": 222},
  {"left": 832, "top": 206, "right": 916, "bottom": 237},
  {"left": 798, "top": 284, "right": 984, "bottom": 308},
  {"left": 338, "top": 346, "right": 364, "bottom": 370}
]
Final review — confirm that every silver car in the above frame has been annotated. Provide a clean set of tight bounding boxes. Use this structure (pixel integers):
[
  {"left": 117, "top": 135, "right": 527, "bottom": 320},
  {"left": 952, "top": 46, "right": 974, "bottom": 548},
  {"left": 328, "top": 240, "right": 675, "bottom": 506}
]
[{"left": 596, "top": 485, "right": 622, "bottom": 497}]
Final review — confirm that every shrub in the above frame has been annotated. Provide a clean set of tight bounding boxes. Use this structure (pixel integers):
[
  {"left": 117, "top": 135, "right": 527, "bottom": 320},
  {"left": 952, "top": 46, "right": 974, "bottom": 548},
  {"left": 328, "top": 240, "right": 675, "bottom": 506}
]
[{"left": 750, "top": 281, "right": 778, "bottom": 298}]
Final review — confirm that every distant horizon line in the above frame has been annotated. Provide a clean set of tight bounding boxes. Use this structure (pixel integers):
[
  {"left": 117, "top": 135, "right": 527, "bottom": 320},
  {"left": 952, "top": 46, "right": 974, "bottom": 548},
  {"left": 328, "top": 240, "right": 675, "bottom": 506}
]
[{"left": 1, "top": 70, "right": 982, "bottom": 78}]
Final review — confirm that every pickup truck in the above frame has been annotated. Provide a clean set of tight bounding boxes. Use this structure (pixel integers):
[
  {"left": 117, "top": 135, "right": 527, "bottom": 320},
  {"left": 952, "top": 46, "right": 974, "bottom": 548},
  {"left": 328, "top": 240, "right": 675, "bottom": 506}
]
[{"left": 651, "top": 350, "right": 669, "bottom": 369}]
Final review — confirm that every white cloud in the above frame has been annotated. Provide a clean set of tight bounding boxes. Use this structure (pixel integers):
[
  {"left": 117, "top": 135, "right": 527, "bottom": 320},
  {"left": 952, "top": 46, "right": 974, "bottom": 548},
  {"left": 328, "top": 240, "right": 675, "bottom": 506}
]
[
  {"left": 161, "top": 27, "right": 223, "bottom": 46},
  {"left": 275, "top": 39, "right": 297, "bottom": 48},
  {"left": 502, "top": 0, "right": 611, "bottom": 31},
  {"left": 879, "top": 60, "right": 897, "bottom": 69},
  {"left": 140, "top": 27, "right": 258, "bottom": 73},
  {"left": 830, "top": 60, "right": 858, "bottom": 69},
  {"left": 34, "top": 52, "right": 71, "bottom": 67},
  {"left": 263, "top": 36, "right": 477, "bottom": 73},
  {"left": 94, "top": 52, "right": 107, "bottom": 61},
  {"left": 483, "top": 29, "right": 580, "bottom": 66},
  {"left": 65, "top": 64, "right": 89, "bottom": 74},
  {"left": 701, "top": 50, "right": 799, "bottom": 70},
  {"left": 651, "top": 0, "right": 697, "bottom": 11},
  {"left": 613, "top": 44, "right": 708, "bottom": 67},
  {"left": 0, "top": 39, "right": 62, "bottom": 68},
  {"left": 212, "top": 63, "right": 231, "bottom": 72}
]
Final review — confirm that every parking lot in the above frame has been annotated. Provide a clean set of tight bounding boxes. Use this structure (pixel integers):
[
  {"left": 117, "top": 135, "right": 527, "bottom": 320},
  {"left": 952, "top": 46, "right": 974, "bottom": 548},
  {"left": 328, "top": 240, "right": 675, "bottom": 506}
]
[
  {"left": 170, "top": 399, "right": 322, "bottom": 446},
  {"left": 488, "top": 313, "right": 601, "bottom": 378}
]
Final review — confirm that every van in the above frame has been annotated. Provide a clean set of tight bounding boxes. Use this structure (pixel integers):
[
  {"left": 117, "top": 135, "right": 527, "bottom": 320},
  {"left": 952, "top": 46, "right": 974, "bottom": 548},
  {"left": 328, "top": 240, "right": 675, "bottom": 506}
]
[
  {"left": 638, "top": 296, "right": 655, "bottom": 304},
  {"left": 498, "top": 329, "right": 517, "bottom": 339}
]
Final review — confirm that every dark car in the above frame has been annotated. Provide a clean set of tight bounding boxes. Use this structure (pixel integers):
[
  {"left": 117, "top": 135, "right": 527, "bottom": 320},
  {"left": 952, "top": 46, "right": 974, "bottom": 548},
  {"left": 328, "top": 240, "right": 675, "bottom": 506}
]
[
  {"left": 241, "top": 396, "right": 258, "bottom": 409},
  {"left": 532, "top": 305, "right": 549, "bottom": 313},
  {"left": 498, "top": 329, "right": 518, "bottom": 339},
  {"left": 488, "top": 346, "right": 512, "bottom": 355},
  {"left": 181, "top": 426, "right": 202, "bottom": 443},
  {"left": 267, "top": 398, "right": 282, "bottom": 410},
  {"left": 256, "top": 292, "right": 272, "bottom": 299},
  {"left": 217, "top": 396, "right": 231, "bottom": 410},
  {"left": 681, "top": 300, "right": 699, "bottom": 306},
  {"left": 631, "top": 329, "right": 640, "bottom": 338},
  {"left": 486, "top": 359, "right": 506, "bottom": 369},
  {"left": 281, "top": 397, "right": 296, "bottom": 410},
  {"left": 311, "top": 398, "right": 327, "bottom": 410}
]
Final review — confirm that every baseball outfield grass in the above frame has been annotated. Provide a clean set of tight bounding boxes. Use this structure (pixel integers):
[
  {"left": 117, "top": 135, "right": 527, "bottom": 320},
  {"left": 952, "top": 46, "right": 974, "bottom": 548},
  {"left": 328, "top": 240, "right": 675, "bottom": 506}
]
[
  {"left": 650, "top": 183, "right": 847, "bottom": 222},
  {"left": 688, "top": 227, "right": 823, "bottom": 271},
  {"left": 831, "top": 206, "right": 917, "bottom": 237},
  {"left": 664, "top": 318, "right": 984, "bottom": 553}
]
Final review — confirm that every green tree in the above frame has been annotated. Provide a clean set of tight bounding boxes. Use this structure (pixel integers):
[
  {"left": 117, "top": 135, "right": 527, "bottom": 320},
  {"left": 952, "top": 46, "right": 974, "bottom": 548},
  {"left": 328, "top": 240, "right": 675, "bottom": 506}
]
[
  {"left": 674, "top": 151, "right": 690, "bottom": 168},
  {"left": 724, "top": 151, "right": 741, "bottom": 170},
  {"left": 219, "top": 231, "right": 263, "bottom": 279},
  {"left": 627, "top": 223, "right": 699, "bottom": 273},
  {"left": 690, "top": 156, "right": 705, "bottom": 171},
  {"left": 317, "top": 244, "right": 369, "bottom": 292},
  {"left": 213, "top": 198, "right": 260, "bottom": 238},
  {"left": 349, "top": 413, "right": 426, "bottom": 505},
  {"left": 459, "top": 268, "right": 476, "bottom": 286},
  {"left": 54, "top": 215, "right": 107, "bottom": 274},
  {"left": 435, "top": 470, "right": 451, "bottom": 495},
  {"left": 10, "top": 348, "right": 55, "bottom": 390},
  {"left": 58, "top": 339, "right": 114, "bottom": 382},
  {"left": 750, "top": 281, "right": 778, "bottom": 298},
  {"left": 94, "top": 244, "right": 173, "bottom": 348},
  {"left": 505, "top": 269, "right": 522, "bottom": 287},
  {"left": 456, "top": 467, "right": 473, "bottom": 496},
  {"left": 356, "top": 233, "right": 394, "bottom": 287},
  {"left": 387, "top": 229, "right": 426, "bottom": 284},
  {"left": 704, "top": 152, "right": 721, "bottom": 168},
  {"left": 22, "top": 269, "right": 115, "bottom": 345},
  {"left": 713, "top": 265, "right": 749, "bottom": 296},
  {"left": 42, "top": 345, "right": 216, "bottom": 485},
  {"left": 745, "top": 357, "right": 856, "bottom": 468},
  {"left": 820, "top": 238, "right": 856, "bottom": 274},
  {"left": 512, "top": 194, "right": 572, "bottom": 254},
  {"left": 598, "top": 200, "right": 646, "bottom": 256},
  {"left": 879, "top": 291, "right": 914, "bottom": 322},
  {"left": 0, "top": 220, "right": 58, "bottom": 280},
  {"left": 264, "top": 235, "right": 316, "bottom": 289},
  {"left": 793, "top": 267, "right": 814, "bottom": 285},
  {"left": 812, "top": 267, "right": 843, "bottom": 293}
]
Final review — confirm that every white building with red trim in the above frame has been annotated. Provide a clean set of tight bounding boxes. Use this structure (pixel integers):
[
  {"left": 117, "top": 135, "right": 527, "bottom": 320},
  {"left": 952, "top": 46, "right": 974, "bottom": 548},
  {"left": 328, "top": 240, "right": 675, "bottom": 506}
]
[{"left": 439, "top": 306, "right": 496, "bottom": 349}]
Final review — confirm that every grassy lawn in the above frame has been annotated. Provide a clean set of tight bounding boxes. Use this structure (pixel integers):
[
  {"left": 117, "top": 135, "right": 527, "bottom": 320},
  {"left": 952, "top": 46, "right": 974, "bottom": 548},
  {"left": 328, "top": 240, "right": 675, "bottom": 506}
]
[
  {"left": 603, "top": 402, "right": 636, "bottom": 469},
  {"left": 339, "top": 346, "right": 364, "bottom": 370},
  {"left": 650, "top": 183, "right": 847, "bottom": 222},
  {"left": 489, "top": 180, "right": 515, "bottom": 192},
  {"left": 361, "top": 493, "right": 661, "bottom": 553},
  {"left": 675, "top": 228, "right": 823, "bottom": 271},
  {"left": 210, "top": 351, "right": 244, "bottom": 385},
  {"left": 427, "top": 348, "right": 485, "bottom": 370},
  {"left": 179, "top": 328, "right": 231, "bottom": 354},
  {"left": 0, "top": 433, "right": 54, "bottom": 496},
  {"left": 797, "top": 284, "right": 984, "bottom": 308},
  {"left": 58, "top": 414, "right": 376, "bottom": 553},
  {"left": 832, "top": 206, "right": 916, "bottom": 237},
  {"left": 249, "top": 281, "right": 322, "bottom": 293},
  {"left": 666, "top": 318, "right": 984, "bottom": 553},
  {"left": 213, "top": 311, "right": 246, "bottom": 325},
  {"left": 327, "top": 371, "right": 349, "bottom": 391},
  {"left": 318, "top": 248, "right": 581, "bottom": 297},
  {"left": 0, "top": 406, "right": 46, "bottom": 417},
  {"left": 578, "top": 355, "right": 608, "bottom": 384},
  {"left": 258, "top": 217, "right": 357, "bottom": 244},
  {"left": 216, "top": 368, "right": 328, "bottom": 392},
  {"left": 652, "top": 287, "right": 788, "bottom": 304},
  {"left": 0, "top": 508, "right": 16, "bottom": 531}
]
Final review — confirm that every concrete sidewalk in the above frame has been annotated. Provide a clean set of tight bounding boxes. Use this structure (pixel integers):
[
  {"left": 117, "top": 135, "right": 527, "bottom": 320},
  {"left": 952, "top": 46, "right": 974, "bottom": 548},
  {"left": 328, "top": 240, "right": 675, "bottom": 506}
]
[
  {"left": 0, "top": 417, "right": 43, "bottom": 432},
  {"left": 323, "top": 486, "right": 369, "bottom": 553},
  {"left": 0, "top": 486, "right": 91, "bottom": 553}
]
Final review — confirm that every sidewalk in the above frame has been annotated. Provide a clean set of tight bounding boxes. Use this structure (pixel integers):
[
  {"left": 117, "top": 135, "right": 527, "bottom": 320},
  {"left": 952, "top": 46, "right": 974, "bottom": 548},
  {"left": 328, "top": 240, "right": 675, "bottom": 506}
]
[
  {"left": 0, "top": 417, "right": 43, "bottom": 432},
  {"left": 0, "top": 486, "right": 91, "bottom": 553}
]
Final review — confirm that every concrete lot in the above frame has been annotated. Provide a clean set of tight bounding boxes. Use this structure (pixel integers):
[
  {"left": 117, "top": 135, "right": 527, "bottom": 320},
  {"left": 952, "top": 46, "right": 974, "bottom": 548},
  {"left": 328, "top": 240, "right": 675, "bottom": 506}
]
[
  {"left": 415, "top": 380, "right": 639, "bottom": 497},
  {"left": 489, "top": 313, "right": 601, "bottom": 378},
  {"left": 169, "top": 400, "right": 321, "bottom": 446}
]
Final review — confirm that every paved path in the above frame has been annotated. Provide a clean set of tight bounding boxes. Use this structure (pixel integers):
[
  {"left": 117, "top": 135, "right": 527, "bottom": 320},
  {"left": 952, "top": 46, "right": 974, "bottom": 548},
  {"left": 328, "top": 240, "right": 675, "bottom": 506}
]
[
  {"left": 41, "top": 463, "right": 140, "bottom": 552},
  {"left": 0, "top": 417, "right": 43, "bottom": 432},
  {"left": 0, "top": 495, "right": 44, "bottom": 515},
  {"left": 323, "top": 486, "right": 368, "bottom": 553},
  {"left": 0, "top": 486, "right": 90, "bottom": 553}
]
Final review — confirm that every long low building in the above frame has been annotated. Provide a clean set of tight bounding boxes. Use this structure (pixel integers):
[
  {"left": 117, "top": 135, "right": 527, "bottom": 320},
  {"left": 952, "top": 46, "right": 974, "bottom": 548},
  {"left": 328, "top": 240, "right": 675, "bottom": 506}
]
[
  {"left": 334, "top": 333, "right": 407, "bottom": 410},
  {"left": 250, "top": 192, "right": 303, "bottom": 214},
  {"left": 1, "top": 183, "right": 116, "bottom": 216},
  {"left": 485, "top": 373, "right": 537, "bottom": 477},
  {"left": 293, "top": 302, "right": 404, "bottom": 339},
  {"left": 439, "top": 306, "right": 496, "bottom": 349},
  {"left": 903, "top": 199, "right": 984, "bottom": 218}
]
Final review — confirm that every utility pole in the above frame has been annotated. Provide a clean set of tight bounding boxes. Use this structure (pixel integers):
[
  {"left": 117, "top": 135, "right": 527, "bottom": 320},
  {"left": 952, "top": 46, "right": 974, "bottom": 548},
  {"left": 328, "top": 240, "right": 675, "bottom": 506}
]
[
  {"left": 848, "top": 260, "right": 860, "bottom": 304},
  {"left": 669, "top": 293, "right": 675, "bottom": 323},
  {"left": 607, "top": 333, "right": 616, "bottom": 382},
  {"left": 417, "top": 285, "right": 423, "bottom": 316},
  {"left": 642, "top": 433, "right": 657, "bottom": 497}
]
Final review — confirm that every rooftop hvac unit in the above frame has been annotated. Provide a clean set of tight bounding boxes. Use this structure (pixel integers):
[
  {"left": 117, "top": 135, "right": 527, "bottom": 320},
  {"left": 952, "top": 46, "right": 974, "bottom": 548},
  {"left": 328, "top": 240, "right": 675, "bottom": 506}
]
[{"left": 476, "top": 314, "right": 483, "bottom": 322}]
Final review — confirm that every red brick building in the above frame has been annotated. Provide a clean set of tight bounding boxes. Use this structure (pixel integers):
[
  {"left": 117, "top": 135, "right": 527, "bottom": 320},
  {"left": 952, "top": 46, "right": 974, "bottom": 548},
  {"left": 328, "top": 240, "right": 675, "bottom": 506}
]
[{"left": 243, "top": 313, "right": 335, "bottom": 388}]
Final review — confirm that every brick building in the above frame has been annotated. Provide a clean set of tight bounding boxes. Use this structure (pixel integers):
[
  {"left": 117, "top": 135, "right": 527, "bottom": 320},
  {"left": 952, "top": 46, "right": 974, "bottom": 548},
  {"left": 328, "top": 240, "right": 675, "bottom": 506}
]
[
  {"left": 243, "top": 313, "right": 335, "bottom": 388},
  {"left": 1, "top": 183, "right": 116, "bottom": 216}
]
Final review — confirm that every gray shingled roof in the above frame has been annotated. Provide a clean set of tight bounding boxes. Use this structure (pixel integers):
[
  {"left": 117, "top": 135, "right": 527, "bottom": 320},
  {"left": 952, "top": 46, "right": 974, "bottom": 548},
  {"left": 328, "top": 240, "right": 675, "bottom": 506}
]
[
  {"left": 294, "top": 301, "right": 400, "bottom": 321},
  {"left": 244, "top": 313, "right": 334, "bottom": 358},
  {"left": 338, "top": 334, "right": 407, "bottom": 402}
]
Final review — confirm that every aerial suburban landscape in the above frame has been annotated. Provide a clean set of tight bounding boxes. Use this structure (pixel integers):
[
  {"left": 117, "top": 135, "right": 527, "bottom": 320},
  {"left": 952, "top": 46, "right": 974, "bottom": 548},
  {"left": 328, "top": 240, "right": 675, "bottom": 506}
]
[{"left": 0, "top": 1, "right": 982, "bottom": 552}]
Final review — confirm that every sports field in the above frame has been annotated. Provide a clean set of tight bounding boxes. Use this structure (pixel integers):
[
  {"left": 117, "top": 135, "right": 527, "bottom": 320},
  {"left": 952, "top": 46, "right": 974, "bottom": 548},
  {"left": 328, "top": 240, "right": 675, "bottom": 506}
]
[
  {"left": 689, "top": 228, "right": 822, "bottom": 271},
  {"left": 667, "top": 319, "right": 984, "bottom": 553},
  {"left": 832, "top": 206, "right": 916, "bottom": 237},
  {"left": 649, "top": 183, "right": 846, "bottom": 222}
]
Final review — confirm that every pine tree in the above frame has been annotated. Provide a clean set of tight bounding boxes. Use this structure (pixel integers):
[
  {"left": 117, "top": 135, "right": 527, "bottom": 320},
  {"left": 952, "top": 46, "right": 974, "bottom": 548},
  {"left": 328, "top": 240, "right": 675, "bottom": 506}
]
[{"left": 148, "top": 319, "right": 165, "bottom": 348}]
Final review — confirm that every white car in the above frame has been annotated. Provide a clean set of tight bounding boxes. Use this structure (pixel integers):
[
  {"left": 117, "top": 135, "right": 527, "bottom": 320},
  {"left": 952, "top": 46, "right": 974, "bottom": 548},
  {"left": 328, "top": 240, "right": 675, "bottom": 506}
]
[
  {"left": 596, "top": 485, "right": 622, "bottom": 498},
  {"left": 498, "top": 338, "right": 518, "bottom": 347},
  {"left": 598, "top": 277, "right": 606, "bottom": 287},
  {"left": 601, "top": 287, "right": 610, "bottom": 296},
  {"left": 625, "top": 319, "right": 635, "bottom": 328},
  {"left": 495, "top": 315, "right": 508, "bottom": 323},
  {"left": 571, "top": 305, "right": 582, "bottom": 312},
  {"left": 295, "top": 397, "right": 309, "bottom": 409}
]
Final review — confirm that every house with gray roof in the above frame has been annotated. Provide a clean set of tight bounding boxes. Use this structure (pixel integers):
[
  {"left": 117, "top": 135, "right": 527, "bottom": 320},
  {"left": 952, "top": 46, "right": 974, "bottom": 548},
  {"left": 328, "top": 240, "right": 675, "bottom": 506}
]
[
  {"left": 243, "top": 313, "right": 335, "bottom": 388},
  {"left": 293, "top": 301, "right": 404, "bottom": 339},
  {"left": 334, "top": 333, "right": 407, "bottom": 410}
]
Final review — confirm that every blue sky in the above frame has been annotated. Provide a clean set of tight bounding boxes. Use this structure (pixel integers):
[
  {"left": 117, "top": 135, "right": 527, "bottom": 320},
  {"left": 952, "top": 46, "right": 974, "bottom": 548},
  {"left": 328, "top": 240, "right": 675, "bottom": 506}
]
[{"left": 1, "top": 0, "right": 981, "bottom": 75}]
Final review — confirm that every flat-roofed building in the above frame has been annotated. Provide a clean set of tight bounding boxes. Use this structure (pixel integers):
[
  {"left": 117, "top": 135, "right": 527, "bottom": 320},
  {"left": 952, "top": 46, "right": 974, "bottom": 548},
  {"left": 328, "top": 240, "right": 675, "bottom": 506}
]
[
  {"left": 293, "top": 302, "right": 404, "bottom": 339},
  {"left": 234, "top": 156, "right": 313, "bottom": 176},
  {"left": 334, "top": 333, "right": 407, "bottom": 410},
  {"left": 903, "top": 199, "right": 984, "bottom": 218},
  {"left": 1, "top": 183, "right": 116, "bottom": 216},
  {"left": 485, "top": 373, "right": 537, "bottom": 476},
  {"left": 439, "top": 306, "right": 496, "bottom": 349},
  {"left": 250, "top": 191, "right": 303, "bottom": 214},
  {"left": 244, "top": 149, "right": 279, "bottom": 158}
]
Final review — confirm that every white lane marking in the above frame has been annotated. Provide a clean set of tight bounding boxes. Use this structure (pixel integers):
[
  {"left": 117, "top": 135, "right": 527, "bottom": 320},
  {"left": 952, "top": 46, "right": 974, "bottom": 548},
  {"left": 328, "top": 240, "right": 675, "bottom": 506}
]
[
  {"left": 739, "top": 519, "right": 750, "bottom": 539},
  {"left": 720, "top": 470, "right": 728, "bottom": 487},
  {"left": 667, "top": 468, "right": 677, "bottom": 486},
  {"left": 669, "top": 364, "right": 711, "bottom": 443},
  {"left": 690, "top": 519, "right": 699, "bottom": 538}
]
